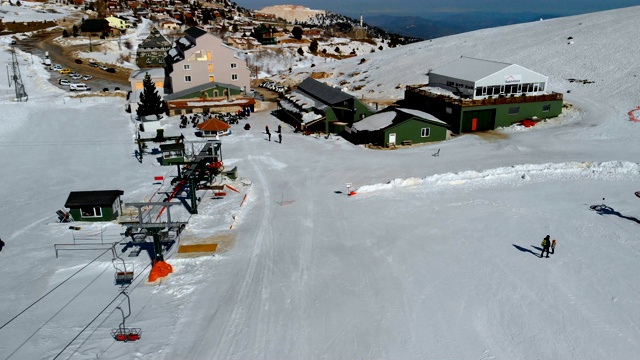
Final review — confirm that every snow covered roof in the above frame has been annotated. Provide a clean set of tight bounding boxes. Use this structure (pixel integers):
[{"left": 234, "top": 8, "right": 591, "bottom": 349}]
[
  {"left": 286, "top": 90, "right": 317, "bottom": 110},
  {"left": 352, "top": 111, "right": 396, "bottom": 131},
  {"left": 129, "top": 67, "right": 165, "bottom": 81},
  {"left": 164, "top": 81, "right": 242, "bottom": 101},
  {"left": 352, "top": 108, "right": 448, "bottom": 132},
  {"left": 431, "top": 56, "right": 512, "bottom": 82},
  {"left": 396, "top": 108, "right": 448, "bottom": 126}
]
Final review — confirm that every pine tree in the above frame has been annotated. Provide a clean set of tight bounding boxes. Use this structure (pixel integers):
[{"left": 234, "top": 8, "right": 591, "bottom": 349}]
[{"left": 137, "top": 72, "right": 164, "bottom": 118}]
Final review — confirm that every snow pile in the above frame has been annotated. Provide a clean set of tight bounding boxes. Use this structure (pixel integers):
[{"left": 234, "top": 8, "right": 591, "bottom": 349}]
[{"left": 357, "top": 161, "right": 640, "bottom": 194}]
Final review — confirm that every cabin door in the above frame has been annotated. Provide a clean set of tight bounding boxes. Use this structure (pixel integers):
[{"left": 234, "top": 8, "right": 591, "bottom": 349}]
[{"left": 388, "top": 133, "right": 396, "bottom": 147}]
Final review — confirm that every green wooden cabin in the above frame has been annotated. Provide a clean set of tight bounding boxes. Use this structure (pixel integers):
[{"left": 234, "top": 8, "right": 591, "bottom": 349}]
[
  {"left": 64, "top": 190, "right": 124, "bottom": 222},
  {"left": 349, "top": 108, "right": 449, "bottom": 147}
]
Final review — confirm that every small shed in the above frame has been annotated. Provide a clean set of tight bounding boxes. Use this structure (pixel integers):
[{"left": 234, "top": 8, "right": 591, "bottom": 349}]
[
  {"left": 64, "top": 190, "right": 124, "bottom": 222},
  {"left": 197, "top": 118, "right": 231, "bottom": 137}
]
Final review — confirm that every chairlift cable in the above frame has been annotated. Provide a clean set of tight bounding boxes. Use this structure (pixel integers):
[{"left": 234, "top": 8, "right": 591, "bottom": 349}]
[{"left": 0, "top": 248, "right": 111, "bottom": 330}]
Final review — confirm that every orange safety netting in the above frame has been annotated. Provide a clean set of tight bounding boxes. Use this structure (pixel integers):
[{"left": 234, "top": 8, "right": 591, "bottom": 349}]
[{"left": 148, "top": 260, "right": 173, "bottom": 282}]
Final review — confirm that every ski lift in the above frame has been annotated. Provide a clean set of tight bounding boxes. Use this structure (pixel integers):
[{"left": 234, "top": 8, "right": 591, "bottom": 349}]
[
  {"left": 111, "top": 292, "right": 142, "bottom": 342},
  {"left": 113, "top": 256, "right": 134, "bottom": 286}
]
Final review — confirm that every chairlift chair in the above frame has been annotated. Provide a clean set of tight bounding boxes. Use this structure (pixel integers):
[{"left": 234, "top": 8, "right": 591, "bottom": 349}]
[
  {"left": 111, "top": 292, "right": 142, "bottom": 342},
  {"left": 113, "top": 257, "right": 134, "bottom": 286}
]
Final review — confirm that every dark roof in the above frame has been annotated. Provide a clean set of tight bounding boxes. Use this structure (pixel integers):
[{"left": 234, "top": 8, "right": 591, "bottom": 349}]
[
  {"left": 65, "top": 190, "right": 124, "bottom": 208},
  {"left": 297, "top": 77, "right": 353, "bottom": 106},
  {"left": 184, "top": 26, "right": 207, "bottom": 39},
  {"left": 160, "top": 143, "right": 185, "bottom": 151},
  {"left": 138, "top": 27, "right": 171, "bottom": 50},
  {"left": 80, "top": 19, "right": 109, "bottom": 33}
]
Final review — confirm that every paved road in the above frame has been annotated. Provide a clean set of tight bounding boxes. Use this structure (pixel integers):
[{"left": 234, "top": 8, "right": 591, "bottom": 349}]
[{"left": 16, "top": 28, "right": 131, "bottom": 92}]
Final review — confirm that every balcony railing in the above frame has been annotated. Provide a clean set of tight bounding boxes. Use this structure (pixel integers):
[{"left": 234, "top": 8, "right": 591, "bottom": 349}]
[{"left": 406, "top": 84, "right": 563, "bottom": 107}]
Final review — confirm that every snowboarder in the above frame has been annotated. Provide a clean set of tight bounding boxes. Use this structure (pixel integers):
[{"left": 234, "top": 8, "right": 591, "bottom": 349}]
[
  {"left": 551, "top": 239, "right": 557, "bottom": 254},
  {"left": 0, "top": 238, "right": 4, "bottom": 252},
  {"left": 541, "top": 235, "right": 551, "bottom": 258},
  {"left": 278, "top": 132, "right": 282, "bottom": 143}
]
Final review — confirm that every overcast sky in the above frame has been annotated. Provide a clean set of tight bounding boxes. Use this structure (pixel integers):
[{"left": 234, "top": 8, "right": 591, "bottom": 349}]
[{"left": 237, "top": 0, "right": 640, "bottom": 18}]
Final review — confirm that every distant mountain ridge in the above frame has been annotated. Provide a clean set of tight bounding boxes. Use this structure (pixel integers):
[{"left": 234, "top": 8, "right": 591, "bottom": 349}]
[{"left": 364, "top": 12, "right": 562, "bottom": 39}]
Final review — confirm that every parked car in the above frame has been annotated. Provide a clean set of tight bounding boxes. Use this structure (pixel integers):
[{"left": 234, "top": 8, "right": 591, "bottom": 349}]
[
  {"left": 50, "top": 64, "right": 62, "bottom": 71},
  {"left": 58, "top": 79, "right": 71, "bottom": 86},
  {"left": 99, "top": 65, "right": 108, "bottom": 71},
  {"left": 70, "top": 74, "right": 82, "bottom": 80},
  {"left": 70, "top": 83, "right": 91, "bottom": 91},
  {"left": 89, "top": 62, "right": 98, "bottom": 67},
  {"left": 106, "top": 67, "right": 116, "bottom": 73},
  {"left": 74, "top": 59, "right": 83, "bottom": 64},
  {"left": 82, "top": 75, "right": 92, "bottom": 81},
  {"left": 59, "top": 68, "right": 71, "bottom": 74}
]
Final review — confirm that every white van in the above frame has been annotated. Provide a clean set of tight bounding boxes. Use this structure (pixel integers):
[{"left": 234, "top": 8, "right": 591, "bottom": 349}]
[{"left": 70, "top": 83, "right": 91, "bottom": 91}]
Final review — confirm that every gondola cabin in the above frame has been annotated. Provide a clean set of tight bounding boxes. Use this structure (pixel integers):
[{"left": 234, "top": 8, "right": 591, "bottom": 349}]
[
  {"left": 64, "top": 190, "right": 124, "bottom": 222},
  {"left": 160, "top": 143, "right": 186, "bottom": 165}
]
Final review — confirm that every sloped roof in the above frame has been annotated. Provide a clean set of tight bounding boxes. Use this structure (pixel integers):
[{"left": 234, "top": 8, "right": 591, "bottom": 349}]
[
  {"left": 164, "top": 81, "right": 242, "bottom": 101},
  {"left": 138, "top": 27, "right": 171, "bottom": 50},
  {"left": 80, "top": 19, "right": 109, "bottom": 32},
  {"left": 352, "top": 108, "right": 448, "bottom": 132},
  {"left": 297, "top": 77, "right": 353, "bottom": 106},
  {"left": 64, "top": 190, "right": 124, "bottom": 208},
  {"left": 184, "top": 26, "right": 207, "bottom": 39},
  {"left": 197, "top": 118, "right": 231, "bottom": 132},
  {"left": 352, "top": 111, "right": 396, "bottom": 131},
  {"left": 431, "top": 56, "right": 512, "bottom": 82}
]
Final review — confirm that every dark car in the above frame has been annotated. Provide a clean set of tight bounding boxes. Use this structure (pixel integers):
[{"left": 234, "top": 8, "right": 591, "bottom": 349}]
[
  {"left": 74, "top": 59, "right": 83, "bottom": 64},
  {"left": 106, "top": 68, "right": 116, "bottom": 73}
]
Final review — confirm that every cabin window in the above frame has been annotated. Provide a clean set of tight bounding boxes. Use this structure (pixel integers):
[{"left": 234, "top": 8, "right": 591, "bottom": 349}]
[
  {"left": 183, "top": 64, "right": 190, "bottom": 70},
  {"left": 421, "top": 128, "right": 430, "bottom": 137},
  {"left": 209, "top": 76, "right": 215, "bottom": 82},
  {"left": 208, "top": 63, "right": 213, "bottom": 73},
  {"left": 80, "top": 206, "right": 102, "bottom": 218},
  {"left": 231, "top": 74, "right": 238, "bottom": 81},
  {"left": 543, "top": 104, "right": 551, "bottom": 112},
  {"left": 446, "top": 107, "right": 452, "bottom": 114},
  {"left": 185, "top": 75, "right": 192, "bottom": 82},
  {"left": 231, "top": 63, "right": 237, "bottom": 68},
  {"left": 508, "top": 106, "right": 520, "bottom": 115}
]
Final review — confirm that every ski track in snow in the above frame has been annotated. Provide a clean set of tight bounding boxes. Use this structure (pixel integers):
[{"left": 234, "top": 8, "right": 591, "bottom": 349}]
[{"left": 356, "top": 161, "right": 640, "bottom": 195}]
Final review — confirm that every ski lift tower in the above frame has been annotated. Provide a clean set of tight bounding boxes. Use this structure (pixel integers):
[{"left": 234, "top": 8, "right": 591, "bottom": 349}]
[{"left": 8, "top": 45, "right": 28, "bottom": 102}]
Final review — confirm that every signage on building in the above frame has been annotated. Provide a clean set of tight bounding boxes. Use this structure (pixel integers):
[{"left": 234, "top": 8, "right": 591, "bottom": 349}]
[{"left": 505, "top": 75, "right": 522, "bottom": 84}]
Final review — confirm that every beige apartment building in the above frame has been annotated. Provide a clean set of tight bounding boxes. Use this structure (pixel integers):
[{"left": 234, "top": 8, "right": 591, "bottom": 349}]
[{"left": 164, "top": 26, "right": 251, "bottom": 94}]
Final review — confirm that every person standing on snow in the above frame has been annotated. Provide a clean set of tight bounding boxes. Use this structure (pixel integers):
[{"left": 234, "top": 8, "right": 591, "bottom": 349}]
[
  {"left": 541, "top": 235, "right": 551, "bottom": 258},
  {"left": 551, "top": 239, "right": 557, "bottom": 254},
  {"left": 0, "top": 238, "right": 4, "bottom": 252}
]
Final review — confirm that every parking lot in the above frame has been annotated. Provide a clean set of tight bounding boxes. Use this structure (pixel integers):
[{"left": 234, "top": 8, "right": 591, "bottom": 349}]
[{"left": 49, "top": 62, "right": 128, "bottom": 93}]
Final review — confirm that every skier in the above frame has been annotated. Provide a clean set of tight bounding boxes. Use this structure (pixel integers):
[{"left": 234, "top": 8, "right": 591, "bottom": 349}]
[
  {"left": 277, "top": 124, "right": 282, "bottom": 133},
  {"left": 0, "top": 238, "right": 4, "bottom": 252},
  {"left": 540, "top": 235, "right": 551, "bottom": 258},
  {"left": 551, "top": 239, "right": 557, "bottom": 254},
  {"left": 265, "top": 125, "right": 271, "bottom": 141},
  {"left": 278, "top": 132, "right": 282, "bottom": 143}
]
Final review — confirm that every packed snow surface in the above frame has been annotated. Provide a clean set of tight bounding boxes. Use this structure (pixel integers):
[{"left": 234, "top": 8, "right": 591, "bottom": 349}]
[{"left": 1, "top": 5, "right": 640, "bottom": 360}]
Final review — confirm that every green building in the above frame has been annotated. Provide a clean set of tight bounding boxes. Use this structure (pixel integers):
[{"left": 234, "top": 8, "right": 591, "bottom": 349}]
[
  {"left": 403, "top": 57, "right": 563, "bottom": 134},
  {"left": 349, "top": 108, "right": 449, "bottom": 147},
  {"left": 278, "top": 77, "right": 373, "bottom": 133},
  {"left": 64, "top": 190, "right": 124, "bottom": 222}
]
